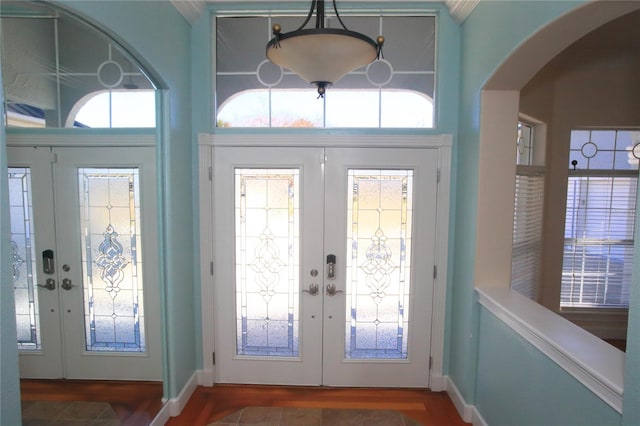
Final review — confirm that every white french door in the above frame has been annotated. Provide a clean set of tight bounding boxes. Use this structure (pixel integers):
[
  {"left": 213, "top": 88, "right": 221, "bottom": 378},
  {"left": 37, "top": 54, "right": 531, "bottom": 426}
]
[
  {"left": 212, "top": 145, "right": 440, "bottom": 387},
  {"left": 8, "top": 143, "right": 161, "bottom": 380}
]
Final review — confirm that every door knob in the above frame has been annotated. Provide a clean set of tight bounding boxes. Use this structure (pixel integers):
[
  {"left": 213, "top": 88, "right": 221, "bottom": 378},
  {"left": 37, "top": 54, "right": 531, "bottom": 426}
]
[
  {"left": 302, "top": 283, "right": 319, "bottom": 296},
  {"left": 326, "top": 283, "right": 343, "bottom": 296},
  {"left": 37, "top": 278, "right": 56, "bottom": 291},
  {"left": 61, "top": 278, "right": 75, "bottom": 291}
]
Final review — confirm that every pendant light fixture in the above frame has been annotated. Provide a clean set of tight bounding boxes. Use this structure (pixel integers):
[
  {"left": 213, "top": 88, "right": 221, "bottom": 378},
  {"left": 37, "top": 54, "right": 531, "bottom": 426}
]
[{"left": 266, "top": 0, "right": 384, "bottom": 98}]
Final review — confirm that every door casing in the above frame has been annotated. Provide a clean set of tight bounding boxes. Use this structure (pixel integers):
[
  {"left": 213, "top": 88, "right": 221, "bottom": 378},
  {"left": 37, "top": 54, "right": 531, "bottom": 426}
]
[{"left": 198, "top": 133, "right": 452, "bottom": 390}]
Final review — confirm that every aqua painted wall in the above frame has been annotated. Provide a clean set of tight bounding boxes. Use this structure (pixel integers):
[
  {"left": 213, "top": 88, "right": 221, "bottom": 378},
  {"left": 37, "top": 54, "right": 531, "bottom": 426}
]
[
  {"left": 454, "top": 1, "right": 640, "bottom": 425},
  {"left": 0, "top": 34, "right": 23, "bottom": 424},
  {"left": 477, "top": 307, "right": 621, "bottom": 426}
]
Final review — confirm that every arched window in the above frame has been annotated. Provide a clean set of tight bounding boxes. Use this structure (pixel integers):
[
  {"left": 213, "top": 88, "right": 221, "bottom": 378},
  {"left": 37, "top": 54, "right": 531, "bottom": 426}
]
[{"left": 1, "top": 2, "right": 157, "bottom": 128}]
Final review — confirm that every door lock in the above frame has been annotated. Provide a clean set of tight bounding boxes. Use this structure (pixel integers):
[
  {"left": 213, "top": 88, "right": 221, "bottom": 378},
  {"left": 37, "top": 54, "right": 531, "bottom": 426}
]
[
  {"left": 61, "top": 278, "right": 75, "bottom": 291},
  {"left": 326, "top": 254, "right": 336, "bottom": 280},
  {"left": 37, "top": 278, "right": 56, "bottom": 291}
]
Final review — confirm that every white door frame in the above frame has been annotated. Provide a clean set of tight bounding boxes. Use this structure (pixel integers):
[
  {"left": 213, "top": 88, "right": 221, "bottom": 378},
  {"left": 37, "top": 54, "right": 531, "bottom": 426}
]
[{"left": 198, "top": 133, "right": 452, "bottom": 390}]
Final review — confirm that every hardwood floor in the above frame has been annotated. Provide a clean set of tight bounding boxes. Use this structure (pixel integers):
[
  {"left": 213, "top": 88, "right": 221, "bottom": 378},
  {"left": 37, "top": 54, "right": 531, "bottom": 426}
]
[
  {"left": 20, "top": 379, "right": 164, "bottom": 426},
  {"left": 167, "top": 384, "right": 469, "bottom": 426},
  {"left": 21, "top": 381, "right": 468, "bottom": 425}
]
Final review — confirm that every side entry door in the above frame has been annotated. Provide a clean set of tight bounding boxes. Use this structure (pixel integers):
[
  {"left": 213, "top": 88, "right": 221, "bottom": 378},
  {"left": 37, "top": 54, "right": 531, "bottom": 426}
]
[{"left": 9, "top": 144, "right": 161, "bottom": 380}]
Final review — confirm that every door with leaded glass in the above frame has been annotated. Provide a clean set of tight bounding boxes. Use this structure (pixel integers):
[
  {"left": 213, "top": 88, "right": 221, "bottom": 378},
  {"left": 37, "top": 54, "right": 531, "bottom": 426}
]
[
  {"left": 213, "top": 146, "right": 438, "bottom": 387},
  {"left": 8, "top": 144, "right": 161, "bottom": 380}
]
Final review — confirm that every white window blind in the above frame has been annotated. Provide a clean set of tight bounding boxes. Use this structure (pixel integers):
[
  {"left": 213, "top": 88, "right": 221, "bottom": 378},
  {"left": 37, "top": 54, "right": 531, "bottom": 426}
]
[
  {"left": 562, "top": 174, "right": 636, "bottom": 308},
  {"left": 511, "top": 166, "right": 545, "bottom": 300}
]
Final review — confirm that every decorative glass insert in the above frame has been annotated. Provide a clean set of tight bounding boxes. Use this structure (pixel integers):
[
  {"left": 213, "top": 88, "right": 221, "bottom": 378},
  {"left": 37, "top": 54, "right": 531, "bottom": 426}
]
[
  {"left": 8, "top": 168, "right": 42, "bottom": 351},
  {"left": 215, "top": 15, "right": 435, "bottom": 128},
  {"left": 235, "top": 169, "right": 300, "bottom": 357},
  {"left": 78, "top": 168, "right": 145, "bottom": 352},
  {"left": 345, "top": 170, "right": 413, "bottom": 359}
]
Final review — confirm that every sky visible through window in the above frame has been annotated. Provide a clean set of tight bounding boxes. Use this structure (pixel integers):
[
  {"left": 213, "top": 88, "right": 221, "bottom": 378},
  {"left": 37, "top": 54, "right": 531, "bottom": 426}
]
[
  {"left": 74, "top": 91, "right": 156, "bottom": 128},
  {"left": 217, "top": 89, "right": 434, "bottom": 128}
]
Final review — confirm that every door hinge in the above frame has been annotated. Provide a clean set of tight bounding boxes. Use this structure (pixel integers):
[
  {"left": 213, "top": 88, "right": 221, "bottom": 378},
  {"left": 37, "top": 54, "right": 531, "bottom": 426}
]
[
  {"left": 429, "top": 356, "right": 433, "bottom": 370},
  {"left": 210, "top": 261, "right": 214, "bottom": 276},
  {"left": 433, "top": 265, "right": 437, "bottom": 279},
  {"left": 208, "top": 166, "right": 212, "bottom": 181},
  {"left": 212, "top": 352, "right": 216, "bottom": 365},
  {"left": 49, "top": 150, "right": 58, "bottom": 164},
  {"left": 437, "top": 168, "right": 441, "bottom": 183}
]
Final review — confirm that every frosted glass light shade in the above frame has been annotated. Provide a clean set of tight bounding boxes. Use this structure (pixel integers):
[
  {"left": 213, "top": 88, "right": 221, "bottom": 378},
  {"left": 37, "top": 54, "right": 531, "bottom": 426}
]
[{"left": 266, "top": 29, "right": 378, "bottom": 86}]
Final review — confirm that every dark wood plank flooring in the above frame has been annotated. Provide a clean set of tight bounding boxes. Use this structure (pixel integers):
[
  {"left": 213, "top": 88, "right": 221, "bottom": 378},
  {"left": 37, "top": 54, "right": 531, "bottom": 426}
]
[
  {"left": 167, "top": 384, "right": 469, "bottom": 426},
  {"left": 21, "top": 380, "right": 468, "bottom": 425}
]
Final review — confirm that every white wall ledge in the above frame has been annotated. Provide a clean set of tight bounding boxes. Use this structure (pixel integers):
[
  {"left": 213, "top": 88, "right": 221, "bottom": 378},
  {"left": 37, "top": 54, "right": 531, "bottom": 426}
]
[{"left": 476, "top": 287, "right": 624, "bottom": 413}]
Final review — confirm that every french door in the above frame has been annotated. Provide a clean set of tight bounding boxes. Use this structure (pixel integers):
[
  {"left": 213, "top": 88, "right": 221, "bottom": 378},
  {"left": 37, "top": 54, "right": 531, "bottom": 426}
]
[
  {"left": 212, "top": 145, "right": 439, "bottom": 387},
  {"left": 8, "top": 143, "right": 161, "bottom": 380}
]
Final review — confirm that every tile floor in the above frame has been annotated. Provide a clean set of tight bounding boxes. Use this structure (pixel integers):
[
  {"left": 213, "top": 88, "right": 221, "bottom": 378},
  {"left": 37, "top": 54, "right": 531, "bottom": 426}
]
[
  {"left": 21, "top": 400, "right": 120, "bottom": 426},
  {"left": 208, "top": 406, "right": 422, "bottom": 426}
]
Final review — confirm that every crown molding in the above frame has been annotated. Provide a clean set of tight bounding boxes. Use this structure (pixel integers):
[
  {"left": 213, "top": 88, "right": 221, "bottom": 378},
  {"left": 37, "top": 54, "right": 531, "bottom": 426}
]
[
  {"left": 446, "top": 0, "right": 480, "bottom": 23},
  {"left": 171, "top": 0, "right": 206, "bottom": 25},
  {"left": 171, "top": 1, "right": 479, "bottom": 25}
]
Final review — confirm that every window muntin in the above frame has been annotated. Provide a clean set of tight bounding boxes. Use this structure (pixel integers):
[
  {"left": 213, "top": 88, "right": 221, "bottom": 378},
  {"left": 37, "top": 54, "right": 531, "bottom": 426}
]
[
  {"left": 1, "top": 1, "right": 156, "bottom": 128},
  {"left": 215, "top": 15, "right": 435, "bottom": 128},
  {"left": 561, "top": 130, "right": 640, "bottom": 309}
]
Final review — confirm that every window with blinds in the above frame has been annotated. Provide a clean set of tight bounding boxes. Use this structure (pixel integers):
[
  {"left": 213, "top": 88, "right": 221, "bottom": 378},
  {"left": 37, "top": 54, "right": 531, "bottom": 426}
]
[
  {"left": 561, "top": 130, "right": 640, "bottom": 309},
  {"left": 511, "top": 166, "right": 545, "bottom": 299}
]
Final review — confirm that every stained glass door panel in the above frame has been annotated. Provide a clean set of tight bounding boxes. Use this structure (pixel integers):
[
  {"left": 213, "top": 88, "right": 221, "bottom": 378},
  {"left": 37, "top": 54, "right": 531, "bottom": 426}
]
[
  {"left": 54, "top": 147, "right": 161, "bottom": 380},
  {"left": 323, "top": 148, "right": 438, "bottom": 387},
  {"left": 214, "top": 147, "right": 324, "bottom": 385}
]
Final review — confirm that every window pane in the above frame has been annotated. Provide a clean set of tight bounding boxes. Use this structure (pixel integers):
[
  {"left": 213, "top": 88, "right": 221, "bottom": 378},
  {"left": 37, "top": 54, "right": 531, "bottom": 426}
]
[
  {"left": 562, "top": 175, "right": 636, "bottom": 308},
  {"left": 345, "top": 170, "right": 413, "bottom": 359},
  {"left": 78, "top": 168, "right": 146, "bottom": 352},
  {"left": 235, "top": 169, "right": 300, "bottom": 357},
  {"left": 215, "top": 15, "right": 435, "bottom": 128},
  {"left": 9, "top": 168, "right": 42, "bottom": 351}
]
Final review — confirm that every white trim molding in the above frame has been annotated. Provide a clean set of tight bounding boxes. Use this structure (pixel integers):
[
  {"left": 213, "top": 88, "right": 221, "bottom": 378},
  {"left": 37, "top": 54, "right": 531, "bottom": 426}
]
[
  {"left": 172, "top": 1, "right": 479, "bottom": 25},
  {"left": 150, "top": 372, "right": 199, "bottom": 425},
  {"left": 198, "top": 133, "right": 452, "bottom": 388},
  {"left": 446, "top": 377, "right": 488, "bottom": 426},
  {"left": 476, "top": 287, "right": 624, "bottom": 413}
]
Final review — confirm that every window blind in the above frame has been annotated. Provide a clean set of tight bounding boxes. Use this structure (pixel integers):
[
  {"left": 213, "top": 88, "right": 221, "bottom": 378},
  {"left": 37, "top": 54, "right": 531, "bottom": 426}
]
[
  {"left": 561, "top": 174, "right": 636, "bottom": 308},
  {"left": 511, "top": 166, "right": 545, "bottom": 300}
]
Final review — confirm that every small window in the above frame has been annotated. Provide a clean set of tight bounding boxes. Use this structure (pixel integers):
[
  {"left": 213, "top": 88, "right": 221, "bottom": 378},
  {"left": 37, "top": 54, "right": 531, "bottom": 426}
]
[
  {"left": 215, "top": 15, "right": 436, "bottom": 128},
  {"left": 562, "top": 130, "right": 640, "bottom": 309}
]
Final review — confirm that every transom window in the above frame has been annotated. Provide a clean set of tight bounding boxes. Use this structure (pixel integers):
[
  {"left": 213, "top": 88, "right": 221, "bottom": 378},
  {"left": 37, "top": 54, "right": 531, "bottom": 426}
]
[
  {"left": 562, "top": 129, "right": 640, "bottom": 309},
  {"left": 215, "top": 14, "right": 435, "bottom": 128},
  {"left": 1, "top": 1, "right": 156, "bottom": 128}
]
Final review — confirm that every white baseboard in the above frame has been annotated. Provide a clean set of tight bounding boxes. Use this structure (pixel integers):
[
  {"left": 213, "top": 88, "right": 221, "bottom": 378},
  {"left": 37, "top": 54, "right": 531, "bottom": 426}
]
[
  {"left": 150, "top": 371, "right": 199, "bottom": 425},
  {"left": 446, "top": 376, "right": 487, "bottom": 426}
]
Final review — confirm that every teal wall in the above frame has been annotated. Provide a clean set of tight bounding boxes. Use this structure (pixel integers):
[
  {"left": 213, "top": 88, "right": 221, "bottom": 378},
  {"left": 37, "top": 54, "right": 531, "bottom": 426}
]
[
  {"left": 55, "top": 0, "right": 196, "bottom": 399},
  {"left": 454, "top": 1, "right": 640, "bottom": 425},
  {"left": 0, "top": 24, "right": 23, "bottom": 422},
  {"left": 477, "top": 308, "right": 621, "bottom": 426},
  {"left": 451, "top": 0, "right": 584, "bottom": 403}
]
